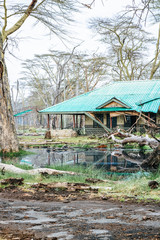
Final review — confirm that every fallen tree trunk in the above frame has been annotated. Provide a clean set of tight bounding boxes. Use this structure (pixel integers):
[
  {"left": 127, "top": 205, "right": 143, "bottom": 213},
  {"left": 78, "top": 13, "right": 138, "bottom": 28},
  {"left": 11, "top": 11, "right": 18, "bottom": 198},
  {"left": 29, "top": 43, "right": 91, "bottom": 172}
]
[
  {"left": 110, "top": 131, "right": 159, "bottom": 149},
  {"left": 0, "top": 163, "right": 78, "bottom": 176}
]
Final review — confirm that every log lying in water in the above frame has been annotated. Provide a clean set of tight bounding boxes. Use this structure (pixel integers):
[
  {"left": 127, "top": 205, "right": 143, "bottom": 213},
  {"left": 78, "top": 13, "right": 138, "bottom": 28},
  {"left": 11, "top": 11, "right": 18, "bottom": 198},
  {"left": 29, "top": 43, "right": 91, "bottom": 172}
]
[
  {"left": 109, "top": 129, "right": 160, "bottom": 168},
  {"left": 0, "top": 163, "right": 77, "bottom": 176}
]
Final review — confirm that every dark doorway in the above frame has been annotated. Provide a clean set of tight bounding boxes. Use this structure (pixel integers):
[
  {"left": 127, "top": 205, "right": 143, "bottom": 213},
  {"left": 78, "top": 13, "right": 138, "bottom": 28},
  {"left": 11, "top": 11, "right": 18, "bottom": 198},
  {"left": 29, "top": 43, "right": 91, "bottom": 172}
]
[
  {"left": 112, "top": 117, "right": 117, "bottom": 128},
  {"left": 107, "top": 113, "right": 110, "bottom": 128},
  {"left": 93, "top": 114, "right": 104, "bottom": 128},
  {"left": 149, "top": 112, "right": 156, "bottom": 122},
  {"left": 124, "top": 115, "right": 137, "bottom": 128}
]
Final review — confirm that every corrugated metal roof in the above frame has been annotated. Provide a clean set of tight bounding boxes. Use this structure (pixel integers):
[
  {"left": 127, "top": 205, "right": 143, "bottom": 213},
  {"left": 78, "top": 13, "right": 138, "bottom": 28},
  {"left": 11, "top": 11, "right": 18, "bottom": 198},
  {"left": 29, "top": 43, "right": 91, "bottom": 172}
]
[
  {"left": 14, "top": 109, "right": 33, "bottom": 117},
  {"left": 40, "top": 80, "right": 160, "bottom": 114},
  {"left": 141, "top": 98, "right": 160, "bottom": 113}
]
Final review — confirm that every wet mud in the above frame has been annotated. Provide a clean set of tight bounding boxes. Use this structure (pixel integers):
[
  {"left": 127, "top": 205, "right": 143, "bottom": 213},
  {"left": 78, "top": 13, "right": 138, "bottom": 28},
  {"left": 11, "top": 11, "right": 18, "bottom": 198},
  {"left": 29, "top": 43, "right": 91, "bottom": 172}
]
[{"left": 0, "top": 189, "right": 160, "bottom": 240}]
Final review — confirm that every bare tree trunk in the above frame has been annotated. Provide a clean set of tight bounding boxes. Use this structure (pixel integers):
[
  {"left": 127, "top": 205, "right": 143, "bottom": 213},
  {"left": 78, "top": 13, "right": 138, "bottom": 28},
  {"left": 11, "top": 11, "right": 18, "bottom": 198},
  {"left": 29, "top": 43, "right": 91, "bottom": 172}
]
[
  {"left": 0, "top": 33, "right": 19, "bottom": 152},
  {"left": 110, "top": 129, "right": 160, "bottom": 168},
  {"left": 141, "top": 144, "right": 160, "bottom": 168},
  {"left": 0, "top": 163, "right": 77, "bottom": 175}
]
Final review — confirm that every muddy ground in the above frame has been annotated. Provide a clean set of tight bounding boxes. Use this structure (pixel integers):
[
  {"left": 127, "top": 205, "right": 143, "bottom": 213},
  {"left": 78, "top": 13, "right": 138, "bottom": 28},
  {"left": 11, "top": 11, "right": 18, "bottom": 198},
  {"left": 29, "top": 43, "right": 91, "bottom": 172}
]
[{"left": 0, "top": 187, "right": 160, "bottom": 240}]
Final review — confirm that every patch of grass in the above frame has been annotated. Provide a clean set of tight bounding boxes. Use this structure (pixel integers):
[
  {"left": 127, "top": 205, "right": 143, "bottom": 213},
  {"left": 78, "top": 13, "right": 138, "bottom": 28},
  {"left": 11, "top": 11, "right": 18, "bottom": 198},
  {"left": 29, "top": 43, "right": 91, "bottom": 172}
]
[
  {"left": 14, "top": 163, "right": 33, "bottom": 170},
  {"left": 72, "top": 144, "right": 93, "bottom": 149},
  {"left": 124, "top": 143, "right": 139, "bottom": 149},
  {"left": 0, "top": 149, "right": 34, "bottom": 158},
  {"left": 104, "top": 170, "right": 160, "bottom": 202},
  {"left": 18, "top": 135, "right": 107, "bottom": 145},
  {"left": 1, "top": 161, "right": 33, "bottom": 170},
  {"left": 56, "top": 144, "right": 64, "bottom": 148},
  {"left": 139, "top": 145, "right": 152, "bottom": 150},
  {"left": 0, "top": 158, "right": 159, "bottom": 203},
  {"left": 42, "top": 173, "right": 88, "bottom": 184},
  {"left": 155, "top": 133, "right": 160, "bottom": 138},
  {"left": 0, "top": 171, "right": 39, "bottom": 183},
  {"left": 46, "top": 164, "right": 107, "bottom": 180},
  {"left": 148, "top": 167, "right": 160, "bottom": 181}
]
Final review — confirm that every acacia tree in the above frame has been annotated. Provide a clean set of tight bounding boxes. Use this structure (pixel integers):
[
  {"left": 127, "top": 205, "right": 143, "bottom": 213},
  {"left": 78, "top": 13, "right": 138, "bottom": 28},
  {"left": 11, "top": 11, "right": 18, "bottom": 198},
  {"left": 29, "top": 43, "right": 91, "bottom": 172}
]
[
  {"left": 64, "top": 53, "right": 108, "bottom": 97},
  {"left": 21, "top": 50, "right": 76, "bottom": 108},
  {"left": 126, "top": 0, "right": 160, "bottom": 79},
  {"left": 20, "top": 51, "right": 108, "bottom": 110},
  {"left": 0, "top": 0, "right": 88, "bottom": 152},
  {"left": 90, "top": 15, "right": 154, "bottom": 81}
]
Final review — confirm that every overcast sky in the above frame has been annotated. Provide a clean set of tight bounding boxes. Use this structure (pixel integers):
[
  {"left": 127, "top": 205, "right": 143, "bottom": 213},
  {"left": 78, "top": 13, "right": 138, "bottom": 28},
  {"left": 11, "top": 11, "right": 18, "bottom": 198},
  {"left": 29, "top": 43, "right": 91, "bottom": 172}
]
[{"left": 6, "top": 0, "right": 157, "bottom": 89}]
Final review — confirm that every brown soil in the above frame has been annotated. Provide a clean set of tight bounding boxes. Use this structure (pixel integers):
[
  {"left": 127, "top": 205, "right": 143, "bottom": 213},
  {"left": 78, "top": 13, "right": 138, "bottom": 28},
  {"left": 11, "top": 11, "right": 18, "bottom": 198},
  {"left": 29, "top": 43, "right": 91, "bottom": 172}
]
[{"left": 0, "top": 187, "right": 160, "bottom": 240}]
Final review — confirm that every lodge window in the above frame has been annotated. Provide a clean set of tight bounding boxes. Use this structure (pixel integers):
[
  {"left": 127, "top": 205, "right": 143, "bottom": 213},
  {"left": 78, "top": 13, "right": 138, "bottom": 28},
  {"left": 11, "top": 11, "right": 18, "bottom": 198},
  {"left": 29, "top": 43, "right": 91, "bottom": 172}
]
[{"left": 124, "top": 115, "right": 137, "bottom": 128}]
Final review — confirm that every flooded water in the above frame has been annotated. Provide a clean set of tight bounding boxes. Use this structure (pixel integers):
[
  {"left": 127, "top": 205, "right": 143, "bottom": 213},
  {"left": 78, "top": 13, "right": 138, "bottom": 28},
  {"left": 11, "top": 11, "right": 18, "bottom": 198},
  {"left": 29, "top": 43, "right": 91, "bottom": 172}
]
[{"left": 0, "top": 147, "right": 150, "bottom": 172}]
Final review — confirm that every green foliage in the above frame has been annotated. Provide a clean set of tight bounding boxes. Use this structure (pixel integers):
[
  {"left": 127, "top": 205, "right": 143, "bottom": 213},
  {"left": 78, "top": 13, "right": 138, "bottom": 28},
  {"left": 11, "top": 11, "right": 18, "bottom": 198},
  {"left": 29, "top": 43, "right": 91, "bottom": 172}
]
[
  {"left": 29, "top": 127, "right": 37, "bottom": 133},
  {"left": 139, "top": 145, "right": 152, "bottom": 150},
  {"left": 14, "top": 163, "right": 33, "bottom": 170},
  {"left": 57, "top": 144, "right": 64, "bottom": 148},
  {"left": 46, "top": 164, "right": 107, "bottom": 180},
  {"left": 107, "top": 169, "right": 160, "bottom": 201},
  {"left": 42, "top": 173, "right": 88, "bottom": 184},
  {"left": 1, "top": 161, "right": 33, "bottom": 170},
  {"left": 0, "top": 171, "right": 38, "bottom": 182},
  {"left": 155, "top": 133, "right": 160, "bottom": 138},
  {"left": 0, "top": 149, "right": 34, "bottom": 158},
  {"left": 124, "top": 143, "right": 139, "bottom": 149}
]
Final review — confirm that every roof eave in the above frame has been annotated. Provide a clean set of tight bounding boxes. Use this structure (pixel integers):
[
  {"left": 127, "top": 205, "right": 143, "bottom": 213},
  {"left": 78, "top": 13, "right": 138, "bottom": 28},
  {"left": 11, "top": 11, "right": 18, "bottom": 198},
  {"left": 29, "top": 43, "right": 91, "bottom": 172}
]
[
  {"left": 96, "top": 97, "right": 131, "bottom": 109},
  {"left": 39, "top": 111, "right": 86, "bottom": 115}
]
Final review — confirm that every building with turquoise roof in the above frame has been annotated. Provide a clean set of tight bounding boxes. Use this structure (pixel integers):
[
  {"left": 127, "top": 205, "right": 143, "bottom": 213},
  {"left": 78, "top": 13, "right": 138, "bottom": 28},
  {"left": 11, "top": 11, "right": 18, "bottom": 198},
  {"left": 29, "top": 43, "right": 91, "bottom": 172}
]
[{"left": 39, "top": 80, "right": 160, "bottom": 134}]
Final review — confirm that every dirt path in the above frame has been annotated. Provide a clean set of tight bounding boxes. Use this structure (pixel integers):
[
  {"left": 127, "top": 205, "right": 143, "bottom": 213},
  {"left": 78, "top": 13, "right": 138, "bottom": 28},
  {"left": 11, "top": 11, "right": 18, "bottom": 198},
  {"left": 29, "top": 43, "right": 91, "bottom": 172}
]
[{"left": 0, "top": 192, "right": 160, "bottom": 240}]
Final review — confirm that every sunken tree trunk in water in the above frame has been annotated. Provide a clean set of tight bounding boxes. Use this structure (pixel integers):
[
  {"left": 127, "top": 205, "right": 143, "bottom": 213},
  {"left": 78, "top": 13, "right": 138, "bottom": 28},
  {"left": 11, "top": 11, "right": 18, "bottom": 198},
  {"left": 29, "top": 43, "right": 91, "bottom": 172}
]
[
  {"left": 0, "top": 33, "right": 19, "bottom": 152},
  {"left": 110, "top": 129, "right": 160, "bottom": 169},
  {"left": 141, "top": 144, "right": 160, "bottom": 169}
]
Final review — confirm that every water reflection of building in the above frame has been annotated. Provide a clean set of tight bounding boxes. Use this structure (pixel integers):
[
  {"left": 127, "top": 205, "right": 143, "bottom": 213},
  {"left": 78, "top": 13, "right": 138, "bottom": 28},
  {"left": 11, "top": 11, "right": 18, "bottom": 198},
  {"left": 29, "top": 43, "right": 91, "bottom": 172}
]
[
  {"left": 84, "top": 151, "right": 138, "bottom": 171},
  {"left": 18, "top": 148, "right": 140, "bottom": 171}
]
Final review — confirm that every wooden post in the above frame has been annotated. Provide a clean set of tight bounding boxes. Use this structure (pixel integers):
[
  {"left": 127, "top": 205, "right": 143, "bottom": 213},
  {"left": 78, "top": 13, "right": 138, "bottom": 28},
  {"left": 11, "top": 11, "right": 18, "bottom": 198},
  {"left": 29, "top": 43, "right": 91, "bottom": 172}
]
[
  {"left": 47, "top": 114, "right": 50, "bottom": 130},
  {"left": 80, "top": 115, "right": 83, "bottom": 128},
  {"left": 76, "top": 115, "right": 78, "bottom": 128},
  {"left": 61, "top": 114, "right": 63, "bottom": 129},
  {"left": 148, "top": 112, "right": 150, "bottom": 122},
  {"left": 73, "top": 115, "right": 75, "bottom": 128},
  {"left": 23, "top": 116, "right": 24, "bottom": 134},
  {"left": 110, "top": 116, "right": 112, "bottom": 129}
]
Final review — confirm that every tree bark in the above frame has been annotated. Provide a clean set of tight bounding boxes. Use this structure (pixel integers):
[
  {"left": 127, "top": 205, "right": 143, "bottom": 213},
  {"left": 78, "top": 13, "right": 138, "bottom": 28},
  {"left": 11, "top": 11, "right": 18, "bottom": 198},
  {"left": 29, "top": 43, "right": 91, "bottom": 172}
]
[
  {"left": 110, "top": 131, "right": 159, "bottom": 149},
  {"left": 0, "top": 163, "right": 77, "bottom": 176},
  {"left": 110, "top": 129, "right": 160, "bottom": 168},
  {"left": 141, "top": 144, "right": 160, "bottom": 168},
  {"left": 0, "top": 33, "right": 19, "bottom": 152}
]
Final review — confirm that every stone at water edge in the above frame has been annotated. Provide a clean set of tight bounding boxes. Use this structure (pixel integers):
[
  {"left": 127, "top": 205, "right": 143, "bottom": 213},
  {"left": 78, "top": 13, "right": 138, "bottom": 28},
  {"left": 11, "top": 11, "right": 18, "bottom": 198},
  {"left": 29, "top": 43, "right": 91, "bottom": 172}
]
[
  {"left": 148, "top": 180, "right": 159, "bottom": 189},
  {"left": 51, "top": 129, "right": 77, "bottom": 138}
]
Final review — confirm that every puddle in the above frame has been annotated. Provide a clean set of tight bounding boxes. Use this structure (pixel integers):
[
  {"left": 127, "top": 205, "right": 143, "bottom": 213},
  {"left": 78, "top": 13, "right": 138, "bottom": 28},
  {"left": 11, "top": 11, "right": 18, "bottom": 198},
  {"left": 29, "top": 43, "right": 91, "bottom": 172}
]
[
  {"left": 47, "top": 231, "right": 74, "bottom": 239},
  {"left": 0, "top": 210, "right": 58, "bottom": 225},
  {"left": 91, "top": 229, "right": 109, "bottom": 234},
  {"left": 67, "top": 209, "right": 84, "bottom": 217},
  {"left": 141, "top": 220, "right": 160, "bottom": 228},
  {"left": 0, "top": 147, "right": 150, "bottom": 173},
  {"left": 0, "top": 199, "right": 159, "bottom": 239},
  {"left": 87, "top": 217, "right": 128, "bottom": 224}
]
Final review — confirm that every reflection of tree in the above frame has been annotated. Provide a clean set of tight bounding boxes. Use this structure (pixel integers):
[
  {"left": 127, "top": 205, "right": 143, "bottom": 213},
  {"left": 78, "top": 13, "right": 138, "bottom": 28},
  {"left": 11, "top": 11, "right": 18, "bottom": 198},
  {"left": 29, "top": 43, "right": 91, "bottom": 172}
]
[
  {"left": 110, "top": 129, "right": 160, "bottom": 169},
  {"left": 121, "top": 150, "right": 149, "bottom": 165}
]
